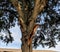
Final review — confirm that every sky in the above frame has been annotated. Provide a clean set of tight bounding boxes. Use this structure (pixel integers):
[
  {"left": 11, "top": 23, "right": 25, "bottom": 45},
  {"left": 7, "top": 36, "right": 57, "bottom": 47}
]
[
  {"left": 0, "top": 24, "right": 21, "bottom": 49},
  {"left": 0, "top": 24, "right": 60, "bottom": 52}
]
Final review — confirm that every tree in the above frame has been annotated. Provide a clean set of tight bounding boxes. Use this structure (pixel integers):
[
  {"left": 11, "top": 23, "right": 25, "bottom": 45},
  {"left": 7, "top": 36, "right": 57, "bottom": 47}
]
[{"left": 0, "top": 0, "right": 60, "bottom": 52}]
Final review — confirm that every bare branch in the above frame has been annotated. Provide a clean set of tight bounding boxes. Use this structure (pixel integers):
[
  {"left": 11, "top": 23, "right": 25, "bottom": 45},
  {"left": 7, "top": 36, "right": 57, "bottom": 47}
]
[
  {"left": 28, "top": 0, "right": 47, "bottom": 38},
  {"left": 11, "top": 0, "right": 24, "bottom": 18},
  {"left": 31, "top": 0, "right": 47, "bottom": 21},
  {"left": 11, "top": 0, "right": 26, "bottom": 31}
]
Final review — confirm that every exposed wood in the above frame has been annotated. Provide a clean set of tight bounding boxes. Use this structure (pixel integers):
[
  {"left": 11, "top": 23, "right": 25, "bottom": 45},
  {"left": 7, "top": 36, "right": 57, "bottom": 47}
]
[{"left": 28, "top": 24, "right": 40, "bottom": 45}]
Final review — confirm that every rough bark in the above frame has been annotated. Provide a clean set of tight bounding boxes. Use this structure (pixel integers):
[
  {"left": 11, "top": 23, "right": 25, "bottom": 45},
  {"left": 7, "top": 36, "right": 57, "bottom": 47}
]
[
  {"left": 10, "top": 0, "right": 47, "bottom": 52},
  {"left": 21, "top": 42, "right": 32, "bottom": 52},
  {"left": 28, "top": 0, "right": 47, "bottom": 36},
  {"left": 21, "top": 33, "right": 32, "bottom": 52}
]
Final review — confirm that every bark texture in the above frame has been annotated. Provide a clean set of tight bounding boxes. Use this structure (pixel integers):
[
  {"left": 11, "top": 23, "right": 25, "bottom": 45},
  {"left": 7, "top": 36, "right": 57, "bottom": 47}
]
[
  {"left": 21, "top": 33, "right": 32, "bottom": 52},
  {"left": 11, "top": 0, "right": 47, "bottom": 52}
]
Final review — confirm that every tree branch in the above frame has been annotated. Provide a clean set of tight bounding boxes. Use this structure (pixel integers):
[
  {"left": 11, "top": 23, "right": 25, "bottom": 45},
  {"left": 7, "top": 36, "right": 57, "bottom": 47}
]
[
  {"left": 28, "top": 0, "right": 47, "bottom": 38},
  {"left": 30, "top": 0, "right": 47, "bottom": 22},
  {"left": 11, "top": 0, "right": 26, "bottom": 31},
  {"left": 11, "top": 0, "right": 24, "bottom": 18}
]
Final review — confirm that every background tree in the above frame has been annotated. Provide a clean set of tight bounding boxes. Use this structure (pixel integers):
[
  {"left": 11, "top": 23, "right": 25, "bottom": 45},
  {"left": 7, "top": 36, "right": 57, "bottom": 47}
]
[{"left": 0, "top": 0, "right": 60, "bottom": 52}]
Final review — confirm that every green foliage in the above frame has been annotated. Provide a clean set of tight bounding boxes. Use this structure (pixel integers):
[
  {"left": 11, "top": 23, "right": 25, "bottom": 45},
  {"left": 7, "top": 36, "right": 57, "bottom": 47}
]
[
  {"left": 0, "top": 0, "right": 18, "bottom": 31},
  {"left": 33, "top": 0, "right": 60, "bottom": 48},
  {"left": 0, "top": 33, "right": 14, "bottom": 45},
  {"left": 0, "top": 0, "right": 60, "bottom": 48},
  {"left": 0, "top": 0, "right": 17, "bottom": 44}
]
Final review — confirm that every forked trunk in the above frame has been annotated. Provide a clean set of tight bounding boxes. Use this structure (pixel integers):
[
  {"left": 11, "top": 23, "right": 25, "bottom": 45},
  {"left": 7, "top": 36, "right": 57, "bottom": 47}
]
[{"left": 11, "top": 0, "right": 47, "bottom": 52}]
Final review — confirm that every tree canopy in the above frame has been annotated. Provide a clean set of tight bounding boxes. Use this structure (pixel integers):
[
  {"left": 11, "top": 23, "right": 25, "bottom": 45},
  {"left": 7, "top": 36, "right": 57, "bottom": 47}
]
[{"left": 0, "top": 0, "right": 60, "bottom": 48}]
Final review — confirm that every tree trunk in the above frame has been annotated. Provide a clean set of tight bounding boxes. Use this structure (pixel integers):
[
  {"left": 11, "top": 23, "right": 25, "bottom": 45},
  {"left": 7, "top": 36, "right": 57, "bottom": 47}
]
[
  {"left": 21, "top": 42, "right": 32, "bottom": 52},
  {"left": 21, "top": 33, "right": 32, "bottom": 52}
]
